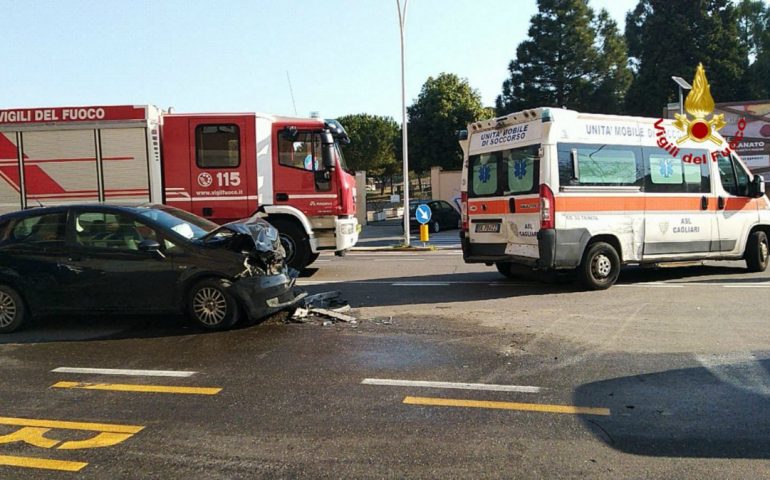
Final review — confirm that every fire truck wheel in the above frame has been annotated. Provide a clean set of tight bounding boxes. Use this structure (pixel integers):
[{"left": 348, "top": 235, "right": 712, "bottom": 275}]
[
  {"left": 746, "top": 230, "right": 770, "bottom": 272},
  {"left": 307, "top": 252, "right": 321, "bottom": 266},
  {"left": 495, "top": 262, "right": 516, "bottom": 279},
  {"left": 187, "top": 279, "right": 240, "bottom": 331},
  {"left": 271, "top": 219, "right": 311, "bottom": 271},
  {"left": 579, "top": 242, "right": 620, "bottom": 290},
  {"left": 0, "top": 285, "right": 26, "bottom": 333}
]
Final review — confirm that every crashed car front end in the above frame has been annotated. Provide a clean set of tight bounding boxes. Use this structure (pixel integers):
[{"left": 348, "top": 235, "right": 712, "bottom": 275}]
[{"left": 202, "top": 218, "right": 306, "bottom": 320}]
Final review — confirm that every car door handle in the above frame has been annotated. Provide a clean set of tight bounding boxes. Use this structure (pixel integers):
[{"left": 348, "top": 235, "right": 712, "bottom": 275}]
[
  {"left": 276, "top": 193, "right": 289, "bottom": 201},
  {"left": 701, "top": 196, "right": 708, "bottom": 210},
  {"left": 718, "top": 196, "right": 725, "bottom": 210}
]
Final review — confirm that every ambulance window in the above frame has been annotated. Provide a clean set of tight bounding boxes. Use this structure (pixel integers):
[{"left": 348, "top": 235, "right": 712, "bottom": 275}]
[
  {"left": 733, "top": 155, "right": 750, "bottom": 196},
  {"left": 504, "top": 146, "right": 538, "bottom": 195},
  {"left": 558, "top": 144, "right": 642, "bottom": 186},
  {"left": 717, "top": 154, "right": 738, "bottom": 195},
  {"left": 196, "top": 124, "right": 240, "bottom": 168},
  {"left": 645, "top": 149, "right": 710, "bottom": 193},
  {"left": 469, "top": 153, "right": 499, "bottom": 197}
]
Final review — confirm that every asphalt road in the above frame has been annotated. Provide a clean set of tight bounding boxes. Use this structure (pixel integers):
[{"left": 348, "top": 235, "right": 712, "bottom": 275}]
[{"left": 1, "top": 250, "right": 770, "bottom": 478}]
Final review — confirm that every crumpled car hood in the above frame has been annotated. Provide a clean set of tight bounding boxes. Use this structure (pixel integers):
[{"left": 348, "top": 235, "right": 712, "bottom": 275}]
[
  {"left": 200, "top": 217, "right": 286, "bottom": 275},
  {"left": 204, "top": 218, "right": 282, "bottom": 254}
]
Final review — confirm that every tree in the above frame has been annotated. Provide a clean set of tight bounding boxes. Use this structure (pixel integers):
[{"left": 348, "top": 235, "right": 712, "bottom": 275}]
[
  {"left": 495, "top": 0, "right": 630, "bottom": 115},
  {"left": 336, "top": 114, "right": 399, "bottom": 182},
  {"left": 590, "top": 9, "right": 634, "bottom": 113},
  {"left": 407, "top": 73, "right": 492, "bottom": 173},
  {"left": 625, "top": 0, "right": 748, "bottom": 117},
  {"left": 737, "top": 0, "right": 770, "bottom": 98}
]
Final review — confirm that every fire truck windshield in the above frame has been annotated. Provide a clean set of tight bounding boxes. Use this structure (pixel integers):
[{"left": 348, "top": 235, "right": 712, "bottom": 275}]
[{"left": 335, "top": 142, "right": 351, "bottom": 173}]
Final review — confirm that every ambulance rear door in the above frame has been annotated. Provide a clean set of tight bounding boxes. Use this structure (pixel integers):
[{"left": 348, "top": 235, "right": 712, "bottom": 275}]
[{"left": 467, "top": 142, "right": 541, "bottom": 259}]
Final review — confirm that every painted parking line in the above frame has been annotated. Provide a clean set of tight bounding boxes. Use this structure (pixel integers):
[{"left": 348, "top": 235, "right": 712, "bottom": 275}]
[
  {"left": 0, "top": 416, "right": 143, "bottom": 433},
  {"left": 51, "top": 381, "right": 221, "bottom": 395},
  {"left": 0, "top": 455, "right": 87, "bottom": 472},
  {"left": 52, "top": 367, "right": 197, "bottom": 378},
  {"left": 403, "top": 396, "right": 610, "bottom": 416},
  {"left": 362, "top": 378, "right": 542, "bottom": 393}
]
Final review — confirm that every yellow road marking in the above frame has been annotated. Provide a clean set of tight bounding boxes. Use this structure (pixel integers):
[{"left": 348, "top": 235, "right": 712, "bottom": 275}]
[
  {"left": 52, "top": 381, "right": 222, "bottom": 395},
  {"left": 0, "top": 416, "right": 143, "bottom": 433},
  {"left": 0, "top": 454, "right": 87, "bottom": 472},
  {"left": 403, "top": 396, "right": 610, "bottom": 416}
]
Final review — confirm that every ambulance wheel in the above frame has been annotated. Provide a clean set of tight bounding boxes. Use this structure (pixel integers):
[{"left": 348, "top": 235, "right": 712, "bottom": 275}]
[
  {"left": 579, "top": 242, "right": 620, "bottom": 290},
  {"left": 271, "top": 219, "right": 311, "bottom": 271},
  {"left": 495, "top": 262, "right": 516, "bottom": 279},
  {"left": 0, "top": 285, "right": 26, "bottom": 333},
  {"left": 745, "top": 230, "right": 770, "bottom": 272},
  {"left": 432, "top": 221, "right": 440, "bottom": 233}
]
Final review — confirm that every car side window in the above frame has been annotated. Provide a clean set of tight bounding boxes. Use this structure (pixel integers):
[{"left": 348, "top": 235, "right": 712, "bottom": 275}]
[
  {"left": 10, "top": 213, "right": 67, "bottom": 245},
  {"left": 75, "top": 212, "right": 158, "bottom": 251}
]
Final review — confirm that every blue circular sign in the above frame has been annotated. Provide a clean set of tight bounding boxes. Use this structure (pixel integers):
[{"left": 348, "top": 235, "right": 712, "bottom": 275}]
[{"left": 415, "top": 204, "right": 432, "bottom": 224}]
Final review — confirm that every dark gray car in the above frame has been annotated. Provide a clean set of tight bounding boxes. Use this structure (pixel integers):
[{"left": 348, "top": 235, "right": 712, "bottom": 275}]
[{"left": 0, "top": 204, "right": 303, "bottom": 332}]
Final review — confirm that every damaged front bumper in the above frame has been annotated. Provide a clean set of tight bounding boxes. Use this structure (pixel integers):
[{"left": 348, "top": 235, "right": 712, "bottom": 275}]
[{"left": 230, "top": 272, "right": 307, "bottom": 320}]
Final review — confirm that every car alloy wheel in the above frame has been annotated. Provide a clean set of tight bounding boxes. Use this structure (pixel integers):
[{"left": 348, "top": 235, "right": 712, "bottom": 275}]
[
  {"left": 192, "top": 287, "right": 228, "bottom": 326},
  {"left": 0, "top": 291, "right": 17, "bottom": 328}
]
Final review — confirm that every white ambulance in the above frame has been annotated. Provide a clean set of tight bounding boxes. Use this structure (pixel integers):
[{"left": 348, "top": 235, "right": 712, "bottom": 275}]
[{"left": 459, "top": 108, "right": 770, "bottom": 289}]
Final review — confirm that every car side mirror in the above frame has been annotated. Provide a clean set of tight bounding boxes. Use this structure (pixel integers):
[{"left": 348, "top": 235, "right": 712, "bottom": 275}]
[
  {"left": 750, "top": 175, "right": 766, "bottom": 198},
  {"left": 138, "top": 239, "right": 166, "bottom": 259}
]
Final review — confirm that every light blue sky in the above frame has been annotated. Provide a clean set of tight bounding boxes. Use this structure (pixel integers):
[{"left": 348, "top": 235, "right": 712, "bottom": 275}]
[{"left": 4, "top": 1, "right": 640, "bottom": 121}]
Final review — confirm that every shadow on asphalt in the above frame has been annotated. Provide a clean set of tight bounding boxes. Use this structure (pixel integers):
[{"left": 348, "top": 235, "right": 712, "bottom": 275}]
[
  {"left": 0, "top": 311, "right": 281, "bottom": 344},
  {"left": 574, "top": 355, "right": 770, "bottom": 458},
  {"left": 309, "top": 263, "right": 766, "bottom": 308}
]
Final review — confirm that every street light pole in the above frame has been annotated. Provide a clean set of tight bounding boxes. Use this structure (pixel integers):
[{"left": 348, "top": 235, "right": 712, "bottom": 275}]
[
  {"left": 397, "top": 0, "right": 410, "bottom": 247},
  {"left": 671, "top": 76, "right": 692, "bottom": 116}
]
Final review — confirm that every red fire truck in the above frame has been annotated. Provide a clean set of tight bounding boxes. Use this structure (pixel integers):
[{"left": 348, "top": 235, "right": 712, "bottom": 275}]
[{"left": 0, "top": 105, "right": 359, "bottom": 270}]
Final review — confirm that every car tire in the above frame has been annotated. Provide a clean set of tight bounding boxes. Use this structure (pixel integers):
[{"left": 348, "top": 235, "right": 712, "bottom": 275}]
[
  {"left": 432, "top": 221, "right": 440, "bottom": 233},
  {"left": 745, "top": 230, "right": 770, "bottom": 272},
  {"left": 0, "top": 285, "right": 26, "bottom": 333},
  {"left": 579, "top": 242, "right": 620, "bottom": 290},
  {"left": 307, "top": 252, "right": 320, "bottom": 266},
  {"left": 187, "top": 279, "right": 240, "bottom": 331},
  {"left": 270, "top": 219, "right": 311, "bottom": 271},
  {"left": 495, "top": 262, "right": 517, "bottom": 279}
]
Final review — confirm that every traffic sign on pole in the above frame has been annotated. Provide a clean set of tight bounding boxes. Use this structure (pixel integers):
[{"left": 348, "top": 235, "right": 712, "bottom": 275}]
[{"left": 415, "top": 204, "right": 432, "bottom": 224}]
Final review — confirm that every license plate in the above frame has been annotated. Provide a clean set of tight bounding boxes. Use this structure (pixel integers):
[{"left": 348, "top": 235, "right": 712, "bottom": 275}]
[{"left": 475, "top": 223, "right": 500, "bottom": 233}]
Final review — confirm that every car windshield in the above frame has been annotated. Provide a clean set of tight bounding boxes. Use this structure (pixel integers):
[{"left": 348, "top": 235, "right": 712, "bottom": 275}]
[{"left": 137, "top": 206, "right": 217, "bottom": 240}]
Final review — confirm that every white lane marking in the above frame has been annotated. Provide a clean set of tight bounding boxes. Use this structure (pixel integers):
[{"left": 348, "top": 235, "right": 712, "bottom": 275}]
[
  {"left": 51, "top": 367, "right": 197, "bottom": 378},
  {"left": 723, "top": 284, "right": 770, "bottom": 288},
  {"left": 297, "top": 280, "right": 510, "bottom": 286},
  {"left": 361, "top": 378, "right": 542, "bottom": 393},
  {"left": 373, "top": 258, "right": 425, "bottom": 262},
  {"left": 392, "top": 282, "right": 450, "bottom": 286}
]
